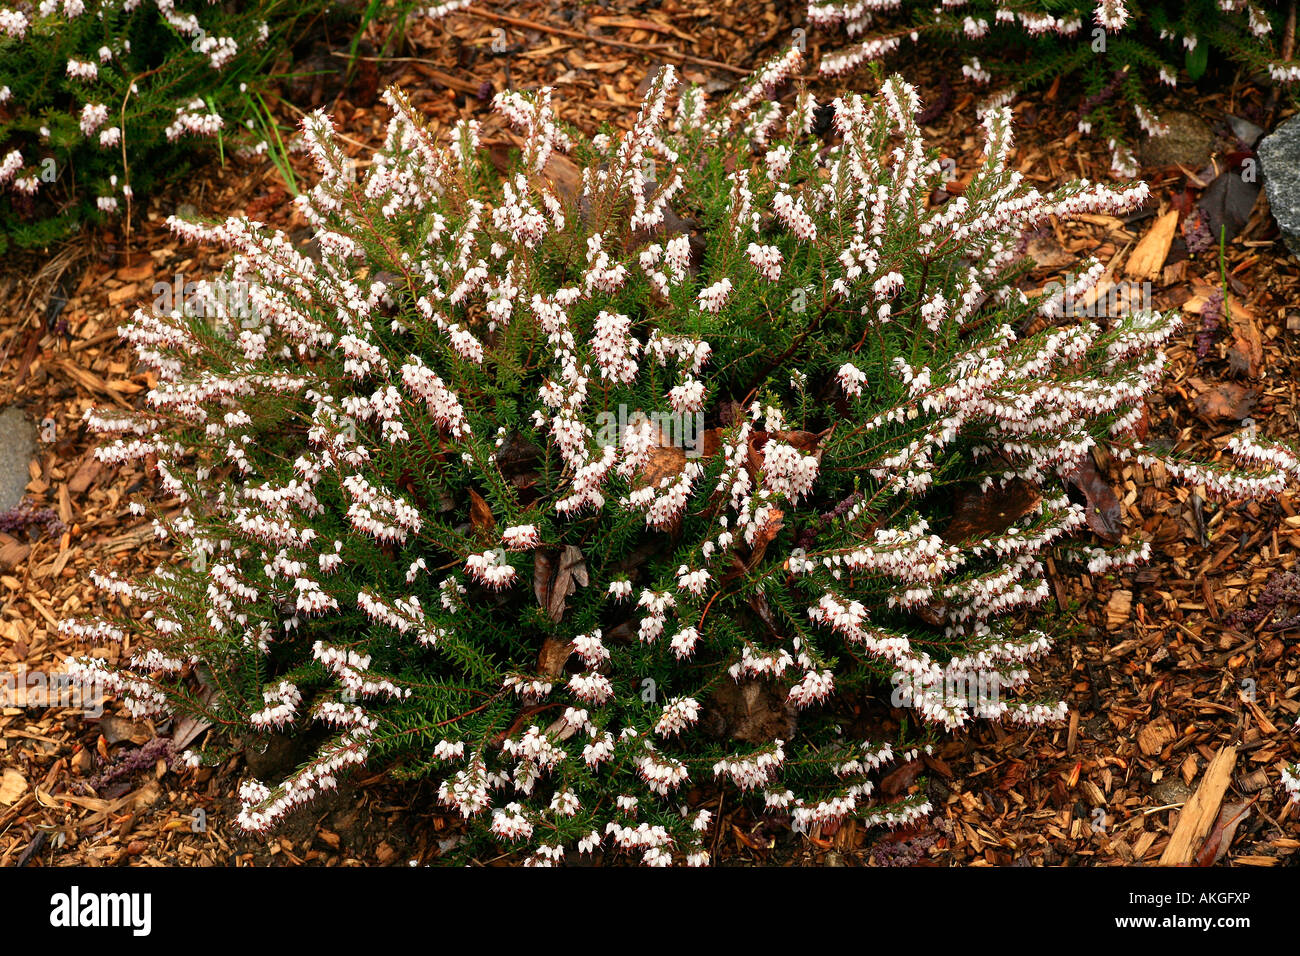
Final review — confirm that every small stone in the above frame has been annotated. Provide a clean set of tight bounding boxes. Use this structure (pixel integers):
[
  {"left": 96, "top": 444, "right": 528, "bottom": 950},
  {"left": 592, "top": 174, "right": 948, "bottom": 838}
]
[
  {"left": 1226, "top": 114, "right": 1265, "bottom": 149},
  {"left": 1151, "top": 778, "right": 1194, "bottom": 806},
  {"left": 0, "top": 407, "right": 36, "bottom": 511},
  {"left": 1139, "top": 111, "right": 1213, "bottom": 169}
]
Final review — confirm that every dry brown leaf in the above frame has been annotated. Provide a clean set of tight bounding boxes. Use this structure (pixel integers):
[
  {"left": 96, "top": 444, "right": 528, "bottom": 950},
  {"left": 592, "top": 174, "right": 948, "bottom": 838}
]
[
  {"left": 1191, "top": 381, "right": 1258, "bottom": 422},
  {"left": 1184, "top": 292, "right": 1265, "bottom": 377},
  {"left": 743, "top": 430, "right": 823, "bottom": 480},
  {"left": 533, "top": 544, "right": 588, "bottom": 624},
  {"left": 1227, "top": 300, "right": 1263, "bottom": 378},
  {"left": 747, "top": 507, "right": 784, "bottom": 567},
  {"left": 537, "top": 636, "right": 575, "bottom": 678},
  {"left": 997, "top": 760, "right": 1029, "bottom": 792},
  {"left": 172, "top": 714, "right": 213, "bottom": 752},
  {"left": 544, "top": 713, "right": 582, "bottom": 742},
  {"left": 99, "top": 715, "right": 153, "bottom": 746},
  {"left": 1194, "top": 798, "right": 1255, "bottom": 866},
  {"left": 942, "top": 479, "right": 1041, "bottom": 544},
  {"left": 638, "top": 444, "right": 687, "bottom": 490},
  {"left": 543, "top": 153, "right": 582, "bottom": 205},
  {"left": 1026, "top": 232, "right": 1075, "bottom": 271},
  {"left": 704, "top": 680, "right": 797, "bottom": 744},
  {"left": 881, "top": 759, "right": 926, "bottom": 799},
  {"left": 1064, "top": 456, "right": 1124, "bottom": 543},
  {"left": 468, "top": 488, "right": 496, "bottom": 536},
  {"left": 631, "top": 418, "right": 696, "bottom": 491},
  {"left": 773, "top": 429, "right": 822, "bottom": 454}
]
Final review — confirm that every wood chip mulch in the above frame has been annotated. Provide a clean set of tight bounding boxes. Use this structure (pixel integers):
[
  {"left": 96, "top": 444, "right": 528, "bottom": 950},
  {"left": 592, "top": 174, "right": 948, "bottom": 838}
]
[{"left": 0, "top": 0, "right": 1297, "bottom": 866}]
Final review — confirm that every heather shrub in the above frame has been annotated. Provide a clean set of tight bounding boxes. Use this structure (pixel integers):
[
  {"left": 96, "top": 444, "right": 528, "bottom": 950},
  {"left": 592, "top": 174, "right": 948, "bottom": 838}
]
[
  {"left": 0, "top": 0, "right": 467, "bottom": 249},
  {"left": 807, "top": 1, "right": 1300, "bottom": 175},
  {"left": 0, "top": 0, "right": 319, "bottom": 248},
  {"left": 66, "top": 54, "right": 1300, "bottom": 864}
]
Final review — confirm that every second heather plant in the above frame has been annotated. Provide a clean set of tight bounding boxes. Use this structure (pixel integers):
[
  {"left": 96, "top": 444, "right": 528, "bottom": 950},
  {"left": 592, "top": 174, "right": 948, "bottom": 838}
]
[
  {"left": 0, "top": 0, "right": 469, "bottom": 248},
  {"left": 807, "top": 0, "right": 1300, "bottom": 175}
]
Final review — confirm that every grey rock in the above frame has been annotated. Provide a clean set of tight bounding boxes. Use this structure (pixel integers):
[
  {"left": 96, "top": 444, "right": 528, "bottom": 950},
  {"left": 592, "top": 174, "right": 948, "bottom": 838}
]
[
  {"left": 1226, "top": 114, "right": 1265, "bottom": 149},
  {"left": 0, "top": 407, "right": 35, "bottom": 511},
  {"left": 1259, "top": 115, "right": 1300, "bottom": 258},
  {"left": 1139, "top": 111, "right": 1214, "bottom": 169}
]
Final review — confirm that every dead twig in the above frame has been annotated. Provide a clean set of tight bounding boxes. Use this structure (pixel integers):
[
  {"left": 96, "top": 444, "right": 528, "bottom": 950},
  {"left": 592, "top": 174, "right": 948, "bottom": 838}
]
[{"left": 466, "top": 8, "right": 753, "bottom": 76}]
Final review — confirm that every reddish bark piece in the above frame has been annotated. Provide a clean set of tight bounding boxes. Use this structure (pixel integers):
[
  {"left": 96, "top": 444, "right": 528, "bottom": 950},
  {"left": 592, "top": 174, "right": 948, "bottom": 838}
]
[
  {"left": 1106, "top": 590, "right": 1133, "bottom": 630},
  {"left": 997, "top": 761, "right": 1029, "bottom": 792},
  {"left": 0, "top": 534, "right": 31, "bottom": 570},
  {"left": 1137, "top": 715, "right": 1176, "bottom": 756},
  {"left": 66, "top": 455, "right": 102, "bottom": 495}
]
